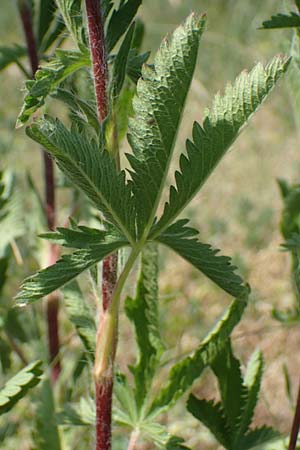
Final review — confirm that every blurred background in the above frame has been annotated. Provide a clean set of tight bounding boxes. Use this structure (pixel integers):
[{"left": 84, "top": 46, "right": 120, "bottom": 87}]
[{"left": 1, "top": 0, "right": 300, "bottom": 449}]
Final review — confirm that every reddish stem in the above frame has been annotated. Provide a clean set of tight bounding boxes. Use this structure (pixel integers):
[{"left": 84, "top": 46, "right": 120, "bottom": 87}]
[
  {"left": 18, "top": 0, "right": 61, "bottom": 383},
  {"left": 84, "top": 1, "right": 118, "bottom": 449},
  {"left": 95, "top": 379, "right": 114, "bottom": 450},
  {"left": 85, "top": 0, "right": 108, "bottom": 122},
  {"left": 288, "top": 376, "right": 300, "bottom": 450}
]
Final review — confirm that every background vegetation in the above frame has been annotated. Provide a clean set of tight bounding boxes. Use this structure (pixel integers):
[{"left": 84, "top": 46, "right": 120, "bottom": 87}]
[{"left": 1, "top": 0, "right": 299, "bottom": 448}]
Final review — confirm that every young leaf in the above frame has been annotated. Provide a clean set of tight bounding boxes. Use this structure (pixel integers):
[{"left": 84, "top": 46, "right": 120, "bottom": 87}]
[
  {"left": 211, "top": 342, "right": 247, "bottom": 433},
  {"left": 261, "top": 12, "right": 300, "bottom": 29},
  {"left": 25, "top": 117, "right": 136, "bottom": 241},
  {"left": 187, "top": 396, "right": 230, "bottom": 449},
  {"left": 106, "top": 0, "right": 142, "bottom": 53},
  {"left": 55, "top": 0, "right": 85, "bottom": 47},
  {"left": 127, "top": 13, "right": 206, "bottom": 234},
  {"left": 156, "top": 219, "right": 248, "bottom": 298},
  {"left": 153, "top": 55, "right": 290, "bottom": 235},
  {"left": 17, "top": 49, "right": 90, "bottom": 126},
  {"left": 125, "top": 244, "right": 164, "bottom": 410},
  {"left": 0, "top": 45, "right": 27, "bottom": 72},
  {"left": 62, "top": 281, "right": 96, "bottom": 358},
  {"left": 0, "top": 360, "right": 42, "bottom": 415},
  {"left": 148, "top": 296, "right": 248, "bottom": 417},
  {"left": 32, "top": 379, "right": 61, "bottom": 450},
  {"left": 15, "top": 233, "right": 128, "bottom": 305}
]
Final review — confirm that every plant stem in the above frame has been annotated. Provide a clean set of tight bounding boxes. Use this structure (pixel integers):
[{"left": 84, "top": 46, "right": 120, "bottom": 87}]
[
  {"left": 84, "top": 1, "right": 117, "bottom": 449},
  {"left": 127, "top": 430, "right": 140, "bottom": 450},
  {"left": 18, "top": 0, "right": 61, "bottom": 383},
  {"left": 288, "top": 376, "right": 300, "bottom": 450}
]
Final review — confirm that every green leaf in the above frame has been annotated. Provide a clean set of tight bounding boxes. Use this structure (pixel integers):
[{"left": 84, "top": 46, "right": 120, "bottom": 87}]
[
  {"left": 0, "top": 45, "right": 27, "bottom": 71},
  {"left": 0, "top": 360, "right": 42, "bottom": 415},
  {"left": 237, "top": 350, "right": 264, "bottom": 438},
  {"left": 156, "top": 220, "right": 248, "bottom": 298},
  {"left": 106, "top": 0, "right": 142, "bottom": 53},
  {"left": 37, "top": 0, "right": 57, "bottom": 47},
  {"left": 239, "top": 427, "right": 280, "bottom": 450},
  {"left": 51, "top": 88, "right": 99, "bottom": 133},
  {"left": 55, "top": 0, "right": 85, "bottom": 47},
  {"left": 56, "top": 397, "right": 95, "bottom": 426},
  {"left": 15, "top": 231, "right": 128, "bottom": 305},
  {"left": 154, "top": 55, "right": 290, "bottom": 234},
  {"left": 39, "top": 13, "right": 66, "bottom": 53},
  {"left": 261, "top": 12, "right": 300, "bottom": 29},
  {"left": 17, "top": 49, "right": 90, "bottom": 126},
  {"left": 165, "top": 436, "right": 190, "bottom": 449},
  {"left": 211, "top": 342, "right": 247, "bottom": 434},
  {"left": 127, "top": 13, "right": 206, "bottom": 234},
  {"left": 187, "top": 396, "right": 230, "bottom": 448},
  {"left": 126, "top": 49, "right": 150, "bottom": 84},
  {"left": 148, "top": 296, "right": 248, "bottom": 416},
  {"left": 111, "top": 22, "right": 135, "bottom": 99},
  {"left": 125, "top": 244, "right": 164, "bottom": 410},
  {"left": 0, "top": 255, "right": 9, "bottom": 295},
  {"left": 25, "top": 117, "right": 136, "bottom": 241},
  {"left": 114, "top": 374, "right": 138, "bottom": 427},
  {"left": 62, "top": 281, "right": 96, "bottom": 358},
  {"left": 32, "top": 379, "right": 61, "bottom": 450}
]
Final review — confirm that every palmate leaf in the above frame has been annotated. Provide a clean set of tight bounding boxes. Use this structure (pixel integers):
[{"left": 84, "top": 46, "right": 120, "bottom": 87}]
[
  {"left": 62, "top": 281, "right": 96, "bottom": 358},
  {"left": 0, "top": 360, "right": 42, "bottom": 415},
  {"left": 148, "top": 296, "right": 247, "bottom": 417},
  {"left": 187, "top": 397, "right": 230, "bottom": 449},
  {"left": 261, "top": 12, "right": 300, "bottom": 29},
  {"left": 15, "top": 229, "right": 128, "bottom": 305},
  {"left": 211, "top": 342, "right": 247, "bottom": 434},
  {"left": 153, "top": 55, "right": 290, "bottom": 235},
  {"left": 127, "top": 13, "right": 206, "bottom": 234},
  {"left": 156, "top": 219, "right": 248, "bottom": 298},
  {"left": 25, "top": 117, "right": 136, "bottom": 241},
  {"left": 17, "top": 49, "right": 90, "bottom": 126},
  {"left": 106, "top": 0, "right": 142, "bottom": 54},
  {"left": 56, "top": 397, "right": 95, "bottom": 426},
  {"left": 125, "top": 244, "right": 164, "bottom": 410}
]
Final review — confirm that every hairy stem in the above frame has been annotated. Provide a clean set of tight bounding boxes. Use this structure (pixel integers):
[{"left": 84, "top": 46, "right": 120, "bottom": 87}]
[
  {"left": 18, "top": 0, "right": 61, "bottom": 383},
  {"left": 84, "top": 1, "right": 116, "bottom": 449},
  {"left": 288, "top": 376, "right": 300, "bottom": 450}
]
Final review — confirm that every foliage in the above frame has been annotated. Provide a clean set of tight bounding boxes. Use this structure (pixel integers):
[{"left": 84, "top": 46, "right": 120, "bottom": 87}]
[
  {"left": 187, "top": 344, "right": 279, "bottom": 449},
  {"left": 0, "top": 0, "right": 291, "bottom": 448},
  {"left": 0, "top": 361, "right": 43, "bottom": 415}
]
